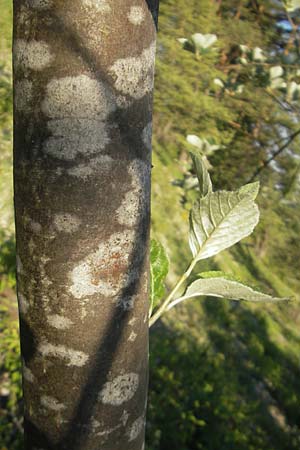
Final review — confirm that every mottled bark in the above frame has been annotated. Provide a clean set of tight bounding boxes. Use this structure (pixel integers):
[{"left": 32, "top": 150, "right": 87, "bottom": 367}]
[{"left": 13, "top": 1, "right": 159, "bottom": 449}]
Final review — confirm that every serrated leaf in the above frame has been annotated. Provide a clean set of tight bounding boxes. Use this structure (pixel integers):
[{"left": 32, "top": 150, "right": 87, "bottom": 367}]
[
  {"left": 189, "top": 183, "right": 260, "bottom": 260},
  {"left": 149, "top": 239, "right": 169, "bottom": 315},
  {"left": 239, "top": 181, "right": 260, "bottom": 199},
  {"left": 167, "top": 277, "right": 289, "bottom": 310}
]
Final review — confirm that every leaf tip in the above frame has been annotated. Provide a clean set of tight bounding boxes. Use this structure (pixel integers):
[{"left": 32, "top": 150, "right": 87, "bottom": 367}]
[{"left": 239, "top": 181, "right": 260, "bottom": 200}]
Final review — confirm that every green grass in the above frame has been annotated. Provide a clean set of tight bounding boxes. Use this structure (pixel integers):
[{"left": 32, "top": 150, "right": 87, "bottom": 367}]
[
  {"left": 0, "top": 0, "right": 12, "bottom": 55},
  {"left": 0, "top": 0, "right": 13, "bottom": 238}
]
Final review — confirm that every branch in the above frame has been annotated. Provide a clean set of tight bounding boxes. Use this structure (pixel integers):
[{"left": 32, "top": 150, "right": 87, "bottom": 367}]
[
  {"left": 216, "top": 62, "right": 300, "bottom": 70},
  {"left": 248, "top": 128, "right": 300, "bottom": 182},
  {"left": 265, "top": 89, "right": 298, "bottom": 114}
]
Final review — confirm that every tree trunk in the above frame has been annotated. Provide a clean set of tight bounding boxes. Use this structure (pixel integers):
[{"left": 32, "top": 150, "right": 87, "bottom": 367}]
[{"left": 13, "top": 1, "right": 159, "bottom": 449}]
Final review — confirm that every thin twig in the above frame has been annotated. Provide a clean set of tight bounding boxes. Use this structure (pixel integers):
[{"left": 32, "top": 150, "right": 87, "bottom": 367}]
[{"left": 248, "top": 128, "right": 300, "bottom": 182}]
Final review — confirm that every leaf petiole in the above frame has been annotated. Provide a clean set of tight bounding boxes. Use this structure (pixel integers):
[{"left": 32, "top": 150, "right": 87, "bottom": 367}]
[{"left": 149, "top": 256, "right": 198, "bottom": 327}]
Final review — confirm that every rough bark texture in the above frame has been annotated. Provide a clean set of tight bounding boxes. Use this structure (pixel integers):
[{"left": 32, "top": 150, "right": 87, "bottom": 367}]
[{"left": 13, "top": 1, "right": 159, "bottom": 449}]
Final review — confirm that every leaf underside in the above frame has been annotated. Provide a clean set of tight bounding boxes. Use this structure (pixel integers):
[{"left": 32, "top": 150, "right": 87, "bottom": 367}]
[
  {"left": 189, "top": 182, "right": 260, "bottom": 260},
  {"left": 180, "top": 277, "right": 289, "bottom": 304},
  {"left": 191, "top": 152, "right": 212, "bottom": 197}
]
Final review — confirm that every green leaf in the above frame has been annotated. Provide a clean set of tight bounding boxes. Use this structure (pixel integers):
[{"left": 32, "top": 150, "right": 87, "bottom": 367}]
[
  {"left": 287, "top": 81, "right": 300, "bottom": 102},
  {"left": 285, "top": 0, "right": 300, "bottom": 12},
  {"left": 186, "top": 135, "right": 221, "bottom": 156},
  {"left": 270, "top": 66, "right": 284, "bottom": 79},
  {"left": 214, "top": 78, "right": 225, "bottom": 88},
  {"left": 189, "top": 182, "right": 260, "bottom": 260},
  {"left": 150, "top": 239, "right": 169, "bottom": 315},
  {"left": 238, "top": 181, "right": 260, "bottom": 200},
  {"left": 197, "top": 270, "right": 244, "bottom": 283},
  {"left": 252, "top": 47, "right": 266, "bottom": 62},
  {"left": 167, "top": 277, "right": 289, "bottom": 310},
  {"left": 191, "top": 33, "right": 217, "bottom": 50},
  {"left": 190, "top": 152, "right": 212, "bottom": 197},
  {"left": 186, "top": 134, "right": 204, "bottom": 150},
  {"left": 268, "top": 66, "right": 287, "bottom": 91}
]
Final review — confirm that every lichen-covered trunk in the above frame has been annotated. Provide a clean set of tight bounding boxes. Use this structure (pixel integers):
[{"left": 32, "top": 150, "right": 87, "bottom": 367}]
[{"left": 13, "top": 1, "right": 158, "bottom": 449}]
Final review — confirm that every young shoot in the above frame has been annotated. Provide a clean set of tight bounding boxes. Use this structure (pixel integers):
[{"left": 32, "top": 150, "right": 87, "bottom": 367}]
[{"left": 149, "top": 152, "right": 289, "bottom": 327}]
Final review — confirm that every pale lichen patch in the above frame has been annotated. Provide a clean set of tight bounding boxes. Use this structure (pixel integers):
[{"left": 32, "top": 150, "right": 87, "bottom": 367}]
[
  {"left": 42, "top": 75, "right": 115, "bottom": 160},
  {"left": 42, "top": 74, "right": 116, "bottom": 120},
  {"left": 54, "top": 213, "right": 81, "bottom": 233},
  {"left": 18, "top": 292, "right": 29, "bottom": 314},
  {"left": 129, "top": 159, "right": 150, "bottom": 186},
  {"left": 82, "top": 0, "right": 111, "bottom": 12},
  {"left": 116, "top": 190, "right": 138, "bottom": 227},
  {"left": 40, "top": 395, "right": 66, "bottom": 411},
  {"left": 14, "top": 40, "right": 54, "bottom": 71},
  {"left": 70, "top": 261, "right": 115, "bottom": 299},
  {"left": 47, "top": 314, "right": 73, "bottom": 330},
  {"left": 38, "top": 342, "right": 89, "bottom": 367},
  {"left": 128, "top": 331, "right": 137, "bottom": 342},
  {"left": 142, "top": 122, "right": 153, "bottom": 151},
  {"left": 16, "top": 255, "right": 24, "bottom": 274},
  {"left": 23, "top": 362, "right": 35, "bottom": 383},
  {"left": 142, "top": 269, "right": 149, "bottom": 294},
  {"left": 116, "top": 159, "right": 150, "bottom": 227},
  {"left": 90, "top": 418, "right": 101, "bottom": 431},
  {"left": 98, "top": 373, "right": 139, "bottom": 406},
  {"left": 121, "top": 409, "right": 129, "bottom": 426},
  {"left": 96, "top": 424, "right": 121, "bottom": 438},
  {"left": 128, "top": 415, "right": 145, "bottom": 441},
  {"left": 28, "top": 237, "right": 36, "bottom": 256},
  {"left": 29, "top": 220, "right": 42, "bottom": 233},
  {"left": 69, "top": 230, "right": 137, "bottom": 299},
  {"left": 128, "top": 6, "right": 145, "bottom": 25},
  {"left": 17, "top": 4, "right": 32, "bottom": 26},
  {"left": 67, "top": 165, "right": 93, "bottom": 179},
  {"left": 67, "top": 155, "right": 113, "bottom": 179},
  {"left": 109, "top": 42, "right": 156, "bottom": 100},
  {"left": 129, "top": 317, "right": 137, "bottom": 326},
  {"left": 43, "top": 118, "right": 110, "bottom": 161}
]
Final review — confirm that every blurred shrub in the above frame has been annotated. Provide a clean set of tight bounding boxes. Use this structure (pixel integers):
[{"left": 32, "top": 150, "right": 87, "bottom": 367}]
[{"left": 0, "top": 297, "right": 23, "bottom": 450}]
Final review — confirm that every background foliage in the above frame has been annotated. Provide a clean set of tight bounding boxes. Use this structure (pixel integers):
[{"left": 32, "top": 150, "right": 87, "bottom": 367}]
[{"left": 1, "top": 0, "right": 300, "bottom": 449}]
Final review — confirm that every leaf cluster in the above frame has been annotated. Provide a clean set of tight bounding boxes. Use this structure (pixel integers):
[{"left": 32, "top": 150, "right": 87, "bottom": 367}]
[{"left": 149, "top": 154, "right": 288, "bottom": 325}]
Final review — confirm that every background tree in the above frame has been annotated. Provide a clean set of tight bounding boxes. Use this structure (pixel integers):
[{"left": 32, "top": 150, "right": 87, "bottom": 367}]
[{"left": 13, "top": 1, "right": 158, "bottom": 449}]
